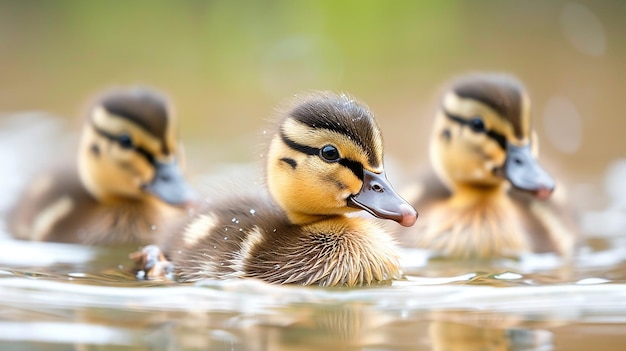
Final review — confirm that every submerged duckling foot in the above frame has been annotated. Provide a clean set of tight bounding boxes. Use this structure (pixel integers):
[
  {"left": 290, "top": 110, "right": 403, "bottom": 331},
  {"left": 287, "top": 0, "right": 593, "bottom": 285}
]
[{"left": 130, "top": 244, "right": 174, "bottom": 280}]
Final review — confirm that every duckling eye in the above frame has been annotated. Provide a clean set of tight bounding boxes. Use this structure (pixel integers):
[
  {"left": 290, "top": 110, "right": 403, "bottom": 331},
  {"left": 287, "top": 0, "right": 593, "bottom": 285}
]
[
  {"left": 320, "top": 145, "right": 340, "bottom": 162},
  {"left": 117, "top": 134, "right": 134, "bottom": 149},
  {"left": 469, "top": 117, "right": 486, "bottom": 132}
]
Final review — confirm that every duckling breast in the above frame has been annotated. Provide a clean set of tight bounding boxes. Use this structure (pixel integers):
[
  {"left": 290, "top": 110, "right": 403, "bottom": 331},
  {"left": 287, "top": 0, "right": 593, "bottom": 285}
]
[
  {"left": 406, "top": 199, "right": 532, "bottom": 258},
  {"left": 242, "top": 217, "right": 402, "bottom": 286}
]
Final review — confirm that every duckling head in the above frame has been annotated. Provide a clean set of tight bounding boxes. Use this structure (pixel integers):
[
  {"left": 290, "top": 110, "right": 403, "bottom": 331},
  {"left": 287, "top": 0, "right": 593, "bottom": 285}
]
[
  {"left": 430, "top": 73, "right": 555, "bottom": 199},
  {"left": 267, "top": 92, "right": 417, "bottom": 227},
  {"left": 78, "top": 88, "right": 196, "bottom": 206}
]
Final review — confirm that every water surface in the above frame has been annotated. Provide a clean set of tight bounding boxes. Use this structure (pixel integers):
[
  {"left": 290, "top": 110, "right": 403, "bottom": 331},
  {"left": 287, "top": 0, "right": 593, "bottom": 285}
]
[{"left": 0, "top": 232, "right": 625, "bottom": 350}]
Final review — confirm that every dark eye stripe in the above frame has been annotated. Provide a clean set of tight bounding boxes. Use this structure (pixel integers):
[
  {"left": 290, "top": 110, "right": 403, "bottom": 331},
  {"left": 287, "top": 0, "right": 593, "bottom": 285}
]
[
  {"left": 279, "top": 129, "right": 318, "bottom": 156},
  {"left": 92, "top": 124, "right": 156, "bottom": 165},
  {"left": 279, "top": 129, "right": 364, "bottom": 180},
  {"left": 338, "top": 158, "right": 364, "bottom": 180},
  {"left": 443, "top": 109, "right": 507, "bottom": 150}
]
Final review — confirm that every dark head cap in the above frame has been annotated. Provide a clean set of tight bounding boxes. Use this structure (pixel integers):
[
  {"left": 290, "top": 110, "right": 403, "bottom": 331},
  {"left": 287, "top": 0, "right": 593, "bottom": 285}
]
[
  {"left": 452, "top": 73, "right": 527, "bottom": 139},
  {"left": 97, "top": 87, "right": 171, "bottom": 144},
  {"left": 286, "top": 92, "right": 383, "bottom": 168}
]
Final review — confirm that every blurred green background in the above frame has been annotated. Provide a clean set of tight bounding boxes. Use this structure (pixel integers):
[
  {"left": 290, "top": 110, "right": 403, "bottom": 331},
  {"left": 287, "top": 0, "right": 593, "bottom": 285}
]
[{"left": 0, "top": 0, "right": 624, "bottom": 203}]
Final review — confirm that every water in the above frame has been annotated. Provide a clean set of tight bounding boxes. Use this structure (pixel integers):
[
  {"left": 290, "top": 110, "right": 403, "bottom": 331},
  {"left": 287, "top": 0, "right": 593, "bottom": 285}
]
[{"left": 1, "top": 232, "right": 626, "bottom": 350}]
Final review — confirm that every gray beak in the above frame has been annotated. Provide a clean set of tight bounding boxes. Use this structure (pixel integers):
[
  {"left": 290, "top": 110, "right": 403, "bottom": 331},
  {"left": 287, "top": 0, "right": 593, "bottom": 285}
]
[
  {"left": 504, "top": 143, "right": 555, "bottom": 200},
  {"left": 144, "top": 161, "right": 198, "bottom": 206},
  {"left": 347, "top": 169, "right": 418, "bottom": 227}
]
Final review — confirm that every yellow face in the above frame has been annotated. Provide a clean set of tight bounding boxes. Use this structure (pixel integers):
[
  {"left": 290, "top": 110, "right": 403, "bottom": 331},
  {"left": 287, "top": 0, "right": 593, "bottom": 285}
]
[
  {"left": 267, "top": 117, "right": 384, "bottom": 223},
  {"left": 431, "top": 91, "right": 532, "bottom": 190},
  {"left": 79, "top": 106, "right": 177, "bottom": 203}
]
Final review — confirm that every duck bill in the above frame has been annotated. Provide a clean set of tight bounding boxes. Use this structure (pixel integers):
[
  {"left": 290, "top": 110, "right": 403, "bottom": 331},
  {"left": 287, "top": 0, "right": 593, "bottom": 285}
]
[
  {"left": 504, "top": 143, "right": 556, "bottom": 200},
  {"left": 347, "top": 169, "right": 418, "bottom": 227},
  {"left": 144, "top": 160, "right": 198, "bottom": 207}
]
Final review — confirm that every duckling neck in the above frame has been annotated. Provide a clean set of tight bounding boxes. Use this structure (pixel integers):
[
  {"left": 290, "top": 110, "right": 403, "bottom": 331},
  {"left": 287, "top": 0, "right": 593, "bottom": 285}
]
[
  {"left": 448, "top": 183, "right": 509, "bottom": 208},
  {"left": 285, "top": 211, "right": 343, "bottom": 226}
]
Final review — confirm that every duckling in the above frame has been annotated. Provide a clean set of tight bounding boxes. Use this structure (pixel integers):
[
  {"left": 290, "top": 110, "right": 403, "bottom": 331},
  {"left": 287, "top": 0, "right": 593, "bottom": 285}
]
[
  {"left": 8, "top": 87, "right": 197, "bottom": 245},
  {"left": 135, "top": 91, "right": 418, "bottom": 286},
  {"left": 400, "top": 73, "right": 576, "bottom": 258}
]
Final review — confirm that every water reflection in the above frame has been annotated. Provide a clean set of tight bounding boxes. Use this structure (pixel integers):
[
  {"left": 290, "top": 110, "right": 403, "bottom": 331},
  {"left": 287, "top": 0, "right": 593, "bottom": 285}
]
[{"left": 429, "top": 320, "right": 553, "bottom": 351}]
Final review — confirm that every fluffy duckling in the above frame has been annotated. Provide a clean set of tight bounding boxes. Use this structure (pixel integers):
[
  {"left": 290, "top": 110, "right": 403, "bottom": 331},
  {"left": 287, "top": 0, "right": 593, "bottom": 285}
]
[
  {"left": 400, "top": 73, "right": 576, "bottom": 258},
  {"left": 136, "top": 92, "right": 417, "bottom": 286},
  {"left": 9, "top": 87, "right": 197, "bottom": 245}
]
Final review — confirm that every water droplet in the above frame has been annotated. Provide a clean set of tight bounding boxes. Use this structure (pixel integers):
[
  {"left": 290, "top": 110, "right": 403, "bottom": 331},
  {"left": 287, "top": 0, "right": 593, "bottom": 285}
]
[
  {"left": 224, "top": 227, "right": 228, "bottom": 231},
  {"left": 213, "top": 245, "right": 216, "bottom": 249},
  {"left": 249, "top": 209, "right": 256, "bottom": 215},
  {"left": 238, "top": 228, "right": 243, "bottom": 231},
  {"left": 150, "top": 225, "right": 157, "bottom": 231},
  {"left": 273, "top": 228, "right": 277, "bottom": 232},
  {"left": 274, "top": 264, "right": 280, "bottom": 269},
  {"left": 224, "top": 236, "right": 228, "bottom": 240},
  {"left": 231, "top": 217, "right": 237, "bottom": 222}
]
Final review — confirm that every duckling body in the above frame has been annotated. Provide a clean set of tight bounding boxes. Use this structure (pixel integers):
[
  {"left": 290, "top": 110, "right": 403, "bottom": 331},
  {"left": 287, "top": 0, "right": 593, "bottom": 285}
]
[
  {"left": 141, "top": 92, "right": 417, "bottom": 286},
  {"left": 400, "top": 74, "right": 576, "bottom": 258},
  {"left": 9, "top": 88, "right": 196, "bottom": 245},
  {"left": 167, "top": 194, "right": 404, "bottom": 286}
]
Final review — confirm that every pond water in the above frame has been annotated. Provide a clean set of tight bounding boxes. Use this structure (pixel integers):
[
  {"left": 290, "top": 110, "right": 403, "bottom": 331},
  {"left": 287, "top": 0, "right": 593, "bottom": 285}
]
[{"left": 0, "top": 235, "right": 625, "bottom": 350}]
